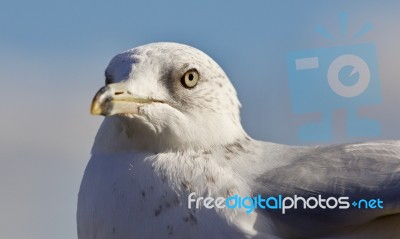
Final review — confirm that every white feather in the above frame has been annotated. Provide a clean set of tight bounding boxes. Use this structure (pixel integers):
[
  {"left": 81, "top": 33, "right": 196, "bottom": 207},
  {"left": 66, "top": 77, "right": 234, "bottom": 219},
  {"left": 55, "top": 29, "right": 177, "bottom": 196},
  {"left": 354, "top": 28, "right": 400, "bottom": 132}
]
[{"left": 78, "top": 43, "right": 400, "bottom": 239}]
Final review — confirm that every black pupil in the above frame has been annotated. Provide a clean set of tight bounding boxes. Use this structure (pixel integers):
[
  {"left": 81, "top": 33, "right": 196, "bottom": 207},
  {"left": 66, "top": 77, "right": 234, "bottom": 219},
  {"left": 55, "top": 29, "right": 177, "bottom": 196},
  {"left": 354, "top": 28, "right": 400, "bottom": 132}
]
[{"left": 188, "top": 73, "right": 194, "bottom": 81}]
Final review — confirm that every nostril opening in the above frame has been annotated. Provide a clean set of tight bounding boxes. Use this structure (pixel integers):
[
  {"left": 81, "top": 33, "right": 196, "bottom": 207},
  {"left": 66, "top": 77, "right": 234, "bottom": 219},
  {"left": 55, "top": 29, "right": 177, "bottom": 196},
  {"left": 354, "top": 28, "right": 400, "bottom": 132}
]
[{"left": 115, "top": 91, "right": 124, "bottom": 95}]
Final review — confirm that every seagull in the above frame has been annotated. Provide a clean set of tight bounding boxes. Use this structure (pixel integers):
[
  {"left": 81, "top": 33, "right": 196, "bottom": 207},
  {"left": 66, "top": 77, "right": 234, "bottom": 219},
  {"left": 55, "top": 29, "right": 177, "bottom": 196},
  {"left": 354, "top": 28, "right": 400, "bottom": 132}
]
[{"left": 77, "top": 42, "right": 400, "bottom": 239}]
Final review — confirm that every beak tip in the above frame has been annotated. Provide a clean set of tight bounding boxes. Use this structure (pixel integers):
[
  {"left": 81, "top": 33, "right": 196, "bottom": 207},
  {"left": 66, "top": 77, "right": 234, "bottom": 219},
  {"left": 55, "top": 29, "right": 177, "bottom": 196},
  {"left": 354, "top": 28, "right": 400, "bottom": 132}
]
[{"left": 90, "top": 102, "right": 103, "bottom": 116}]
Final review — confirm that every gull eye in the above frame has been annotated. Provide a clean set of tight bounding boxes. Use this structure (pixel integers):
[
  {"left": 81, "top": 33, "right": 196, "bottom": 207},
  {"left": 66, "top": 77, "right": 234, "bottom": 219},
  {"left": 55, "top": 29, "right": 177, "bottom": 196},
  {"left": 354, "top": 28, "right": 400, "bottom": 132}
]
[{"left": 181, "top": 69, "right": 199, "bottom": 88}]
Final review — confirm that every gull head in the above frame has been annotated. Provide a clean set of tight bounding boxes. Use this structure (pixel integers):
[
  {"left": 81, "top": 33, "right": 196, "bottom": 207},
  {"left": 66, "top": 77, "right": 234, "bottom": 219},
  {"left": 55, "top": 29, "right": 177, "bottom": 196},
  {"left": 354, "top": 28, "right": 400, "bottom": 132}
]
[{"left": 91, "top": 42, "right": 246, "bottom": 152}]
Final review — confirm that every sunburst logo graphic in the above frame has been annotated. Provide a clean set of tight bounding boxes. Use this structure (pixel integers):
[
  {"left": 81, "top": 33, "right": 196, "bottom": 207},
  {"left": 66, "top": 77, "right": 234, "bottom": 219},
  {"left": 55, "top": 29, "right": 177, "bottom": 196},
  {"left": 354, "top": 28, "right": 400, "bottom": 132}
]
[
  {"left": 287, "top": 12, "right": 382, "bottom": 143},
  {"left": 316, "top": 12, "right": 372, "bottom": 41}
]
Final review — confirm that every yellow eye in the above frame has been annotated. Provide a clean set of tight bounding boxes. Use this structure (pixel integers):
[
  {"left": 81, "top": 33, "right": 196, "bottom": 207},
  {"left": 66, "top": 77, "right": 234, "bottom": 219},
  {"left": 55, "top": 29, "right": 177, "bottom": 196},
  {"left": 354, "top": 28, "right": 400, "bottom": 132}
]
[{"left": 181, "top": 69, "right": 199, "bottom": 88}]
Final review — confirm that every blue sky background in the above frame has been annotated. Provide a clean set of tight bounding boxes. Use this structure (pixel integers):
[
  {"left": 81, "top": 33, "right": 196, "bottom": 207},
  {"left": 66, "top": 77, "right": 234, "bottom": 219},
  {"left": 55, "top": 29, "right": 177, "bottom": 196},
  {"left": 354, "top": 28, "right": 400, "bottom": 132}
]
[{"left": 1, "top": 1, "right": 400, "bottom": 238}]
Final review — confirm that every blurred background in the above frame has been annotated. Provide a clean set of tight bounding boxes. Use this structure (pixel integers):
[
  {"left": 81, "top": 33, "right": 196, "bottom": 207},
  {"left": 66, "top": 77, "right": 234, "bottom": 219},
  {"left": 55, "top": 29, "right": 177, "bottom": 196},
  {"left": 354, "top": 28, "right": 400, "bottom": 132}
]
[{"left": 1, "top": 0, "right": 399, "bottom": 238}]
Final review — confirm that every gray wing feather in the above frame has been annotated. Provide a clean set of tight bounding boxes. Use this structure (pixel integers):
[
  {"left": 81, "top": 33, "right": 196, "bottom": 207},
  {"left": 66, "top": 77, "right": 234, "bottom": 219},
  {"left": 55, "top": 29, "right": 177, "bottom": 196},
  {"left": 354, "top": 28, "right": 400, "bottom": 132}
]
[{"left": 252, "top": 140, "right": 400, "bottom": 238}]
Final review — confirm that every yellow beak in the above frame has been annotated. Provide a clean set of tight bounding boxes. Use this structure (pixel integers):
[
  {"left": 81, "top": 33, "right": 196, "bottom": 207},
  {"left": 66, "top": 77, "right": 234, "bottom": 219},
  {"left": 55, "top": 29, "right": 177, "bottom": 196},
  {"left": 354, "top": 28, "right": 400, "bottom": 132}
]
[{"left": 90, "top": 82, "right": 156, "bottom": 116}]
